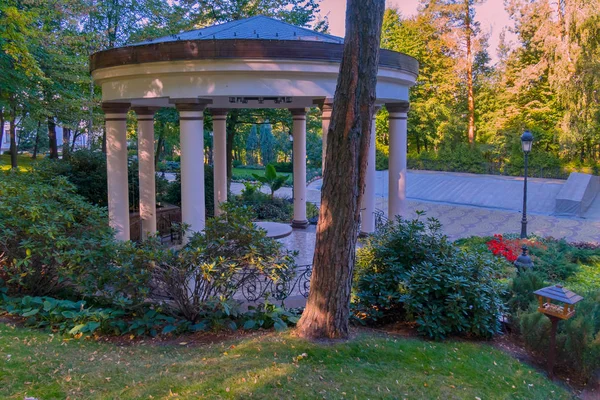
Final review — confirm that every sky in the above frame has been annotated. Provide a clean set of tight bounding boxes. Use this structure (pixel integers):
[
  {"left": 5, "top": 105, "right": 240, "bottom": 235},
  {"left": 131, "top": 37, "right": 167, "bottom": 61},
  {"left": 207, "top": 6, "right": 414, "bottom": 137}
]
[{"left": 318, "top": 0, "right": 516, "bottom": 64}]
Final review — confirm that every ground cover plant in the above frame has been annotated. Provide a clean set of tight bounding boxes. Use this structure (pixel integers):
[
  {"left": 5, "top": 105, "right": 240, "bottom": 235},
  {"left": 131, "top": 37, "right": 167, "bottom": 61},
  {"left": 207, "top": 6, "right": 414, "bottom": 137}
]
[
  {"left": 0, "top": 154, "right": 36, "bottom": 172},
  {"left": 0, "top": 323, "right": 573, "bottom": 400}
]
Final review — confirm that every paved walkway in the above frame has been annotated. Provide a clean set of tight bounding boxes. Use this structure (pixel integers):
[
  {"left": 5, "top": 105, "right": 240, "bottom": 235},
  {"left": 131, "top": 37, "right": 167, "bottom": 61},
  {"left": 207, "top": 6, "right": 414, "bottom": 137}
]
[{"left": 231, "top": 170, "right": 600, "bottom": 248}]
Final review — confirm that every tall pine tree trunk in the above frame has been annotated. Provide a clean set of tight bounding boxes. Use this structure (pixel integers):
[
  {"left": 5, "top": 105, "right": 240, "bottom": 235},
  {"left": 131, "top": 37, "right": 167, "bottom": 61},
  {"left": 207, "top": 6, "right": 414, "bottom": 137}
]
[
  {"left": 32, "top": 121, "right": 41, "bottom": 159},
  {"left": 48, "top": 117, "right": 58, "bottom": 159},
  {"left": 0, "top": 107, "right": 4, "bottom": 152},
  {"left": 9, "top": 105, "right": 17, "bottom": 169},
  {"left": 296, "top": 0, "right": 385, "bottom": 340},
  {"left": 63, "top": 127, "right": 71, "bottom": 160},
  {"left": 466, "top": 0, "right": 475, "bottom": 145}
]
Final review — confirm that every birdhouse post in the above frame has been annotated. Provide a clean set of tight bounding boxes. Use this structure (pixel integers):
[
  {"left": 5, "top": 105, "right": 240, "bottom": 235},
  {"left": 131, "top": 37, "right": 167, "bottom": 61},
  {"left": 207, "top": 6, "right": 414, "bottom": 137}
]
[{"left": 533, "top": 284, "right": 583, "bottom": 378}]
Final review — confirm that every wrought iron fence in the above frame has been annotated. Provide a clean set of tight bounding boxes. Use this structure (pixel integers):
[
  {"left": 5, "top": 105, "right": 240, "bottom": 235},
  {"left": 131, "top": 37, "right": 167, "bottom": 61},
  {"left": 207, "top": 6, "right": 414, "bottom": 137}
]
[
  {"left": 374, "top": 208, "right": 388, "bottom": 231},
  {"left": 237, "top": 264, "right": 312, "bottom": 305}
]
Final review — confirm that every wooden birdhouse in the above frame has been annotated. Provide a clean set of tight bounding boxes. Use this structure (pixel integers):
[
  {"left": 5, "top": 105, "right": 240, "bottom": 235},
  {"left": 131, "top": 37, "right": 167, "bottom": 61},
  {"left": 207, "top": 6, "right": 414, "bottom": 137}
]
[{"left": 534, "top": 284, "right": 583, "bottom": 320}]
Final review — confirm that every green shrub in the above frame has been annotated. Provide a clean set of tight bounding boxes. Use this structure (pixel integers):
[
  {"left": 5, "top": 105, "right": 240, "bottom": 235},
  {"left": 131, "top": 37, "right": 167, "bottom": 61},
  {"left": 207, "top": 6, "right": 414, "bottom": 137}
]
[
  {"left": 162, "top": 165, "right": 214, "bottom": 217},
  {"left": 404, "top": 251, "right": 505, "bottom": 340},
  {"left": 101, "top": 204, "right": 296, "bottom": 323},
  {"left": 272, "top": 161, "right": 293, "bottom": 173},
  {"left": 375, "top": 141, "right": 389, "bottom": 171},
  {"left": 230, "top": 182, "right": 292, "bottom": 222},
  {"left": 0, "top": 172, "right": 115, "bottom": 296},
  {"left": 354, "top": 215, "right": 505, "bottom": 340},
  {"left": 505, "top": 270, "right": 547, "bottom": 314},
  {"left": 34, "top": 150, "right": 109, "bottom": 207},
  {"left": 353, "top": 215, "right": 454, "bottom": 323}
]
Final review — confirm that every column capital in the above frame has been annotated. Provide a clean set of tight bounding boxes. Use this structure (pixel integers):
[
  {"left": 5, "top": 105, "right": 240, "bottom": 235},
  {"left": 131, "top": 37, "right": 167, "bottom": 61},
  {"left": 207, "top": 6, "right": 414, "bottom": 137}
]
[
  {"left": 170, "top": 98, "right": 212, "bottom": 112},
  {"left": 210, "top": 108, "right": 229, "bottom": 119},
  {"left": 386, "top": 101, "right": 410, "bottom": 114},
  {"left": 132, "top": 106, "right": 159, "bottom": 120},
  {"left": 102, "top": 102, "right": 130, "bottom": 114},
  {"left": 290, "top": 108, "right": 308, "bottom": 118},
  {"left": 313, "top": 98, "right": 334, "bottom": 112}
]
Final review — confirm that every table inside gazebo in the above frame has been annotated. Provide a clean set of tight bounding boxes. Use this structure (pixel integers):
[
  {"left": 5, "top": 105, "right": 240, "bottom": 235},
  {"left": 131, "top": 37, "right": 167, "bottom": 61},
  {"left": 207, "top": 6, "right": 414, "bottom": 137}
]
[{"left": 254, "top": 221, "right": 293, "bottom": 239}]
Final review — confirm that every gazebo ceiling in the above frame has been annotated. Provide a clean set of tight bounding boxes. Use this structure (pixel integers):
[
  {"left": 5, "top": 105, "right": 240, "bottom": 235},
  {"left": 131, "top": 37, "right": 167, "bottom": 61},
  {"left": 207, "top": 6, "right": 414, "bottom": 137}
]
[{"left": 91, "top": 16, "right": 419, "bottom": 108}]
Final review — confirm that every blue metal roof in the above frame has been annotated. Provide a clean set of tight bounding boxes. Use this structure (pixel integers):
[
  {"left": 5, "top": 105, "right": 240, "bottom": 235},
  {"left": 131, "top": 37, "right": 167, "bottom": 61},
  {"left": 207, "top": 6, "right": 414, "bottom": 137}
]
[{"left": 134, "top": 15, "right": 343, "bottom": 45}]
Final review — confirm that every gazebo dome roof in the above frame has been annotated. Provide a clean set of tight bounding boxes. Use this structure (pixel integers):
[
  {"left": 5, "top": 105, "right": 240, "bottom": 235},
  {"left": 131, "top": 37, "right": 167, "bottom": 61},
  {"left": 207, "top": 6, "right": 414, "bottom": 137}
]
[{"left": 134, "top": 15, "right": 343, "bottom": 46}]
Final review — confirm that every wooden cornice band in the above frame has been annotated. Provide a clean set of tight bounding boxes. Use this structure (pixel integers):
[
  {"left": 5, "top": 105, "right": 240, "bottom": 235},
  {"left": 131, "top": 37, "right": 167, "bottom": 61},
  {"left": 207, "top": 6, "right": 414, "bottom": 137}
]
[
  {"left": 90, "top": 40, "right": 420, "bottom": 77},
  {"left": 102, "top": 102, "right": 130, "bottom": 114}
]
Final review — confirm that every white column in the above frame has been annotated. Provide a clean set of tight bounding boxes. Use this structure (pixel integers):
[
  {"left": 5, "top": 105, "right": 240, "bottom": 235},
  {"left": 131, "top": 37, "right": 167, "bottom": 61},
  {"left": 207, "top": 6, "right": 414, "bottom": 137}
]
[
  {"left": 175, "top": 101, "right": 207, "bottom": 236},
  {"left": 291, "top": 108, "right": 308, "bottom": 228},
  {"left": 320, "top": 99, "right": 333, "bottom": 173},
  {"left": 102, "top": 102, "right": 130, "bottom": 241},
  {"left": 387, "top": 101, "right": 410, "bottom": 219},
  {"left": 360, "top": 107, "right": 380, "bottom": 235},
  {"left": 134, "top": 107, "right": 157, "bottom": 239},
  {"left": 211, "top": 109, "right": 228, "bottom": 215}
]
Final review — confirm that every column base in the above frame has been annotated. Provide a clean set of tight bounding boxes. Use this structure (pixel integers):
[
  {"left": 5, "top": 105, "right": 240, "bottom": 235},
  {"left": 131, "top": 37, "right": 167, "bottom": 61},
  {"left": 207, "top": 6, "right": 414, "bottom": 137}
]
[
  {"left": 291, "top": 219, "right": 310, "bottom": 229},
  {"left": 358, "top": 231, "right": 373, "bottom": 238}
]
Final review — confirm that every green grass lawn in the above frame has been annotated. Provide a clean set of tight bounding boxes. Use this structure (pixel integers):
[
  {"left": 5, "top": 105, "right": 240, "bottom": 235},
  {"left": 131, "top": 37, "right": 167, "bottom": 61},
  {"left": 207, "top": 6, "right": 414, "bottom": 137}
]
[
  {"left": 0, "top": 323, "right": 572, "bottom": 400},
  {"left": 232, "top": 167, "right": 292, "bottom": 181},
  {"left": 0, "top": 154, "right": 37, "bottom": 172}
]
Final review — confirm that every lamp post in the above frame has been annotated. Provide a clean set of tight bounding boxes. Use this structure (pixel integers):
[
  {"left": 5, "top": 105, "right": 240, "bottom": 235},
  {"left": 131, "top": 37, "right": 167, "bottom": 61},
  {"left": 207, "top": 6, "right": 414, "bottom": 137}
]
[
  {"left": 520, "top": 130, "right": 534, "bottom": 239},
  {"left": 289, "top": 132, "right": 294, "bottom": 204}
]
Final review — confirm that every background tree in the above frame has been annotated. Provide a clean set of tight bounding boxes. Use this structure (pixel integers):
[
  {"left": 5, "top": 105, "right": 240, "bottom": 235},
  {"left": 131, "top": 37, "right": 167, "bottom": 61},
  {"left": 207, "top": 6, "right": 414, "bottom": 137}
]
[
  {"left": 297, "top": 0, "right": 385, "bottom": 339},
  {"left": 259, "top": 122, "right": 275, "bottom": 166}
]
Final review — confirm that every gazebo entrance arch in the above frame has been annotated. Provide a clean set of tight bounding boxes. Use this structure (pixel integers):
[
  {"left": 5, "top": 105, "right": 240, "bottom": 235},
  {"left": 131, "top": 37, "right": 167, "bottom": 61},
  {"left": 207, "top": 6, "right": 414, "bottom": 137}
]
[{"left": 90, "top": 16, "right": 419, "bottom": 241}]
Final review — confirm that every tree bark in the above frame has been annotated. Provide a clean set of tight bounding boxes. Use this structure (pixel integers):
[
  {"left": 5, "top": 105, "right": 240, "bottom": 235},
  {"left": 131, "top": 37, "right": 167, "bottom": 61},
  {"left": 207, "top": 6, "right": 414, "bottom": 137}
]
[
  {"left": 226, "top": 109, "right": 240, "bottom": 189},
  {"left": 9, "top": 106, "right": 17, "bottom": 169},
  {"left": 0, "top": 107, "right": 4, "bottom": 153},
  {"left": 155, "top": 129, "right": 164, "bottom": 169},
  {"left": 48, "top": 117, "right": 58, "bottom": 159},
  {"left": 63, "top": 127, "right": 71, "bottom": 160},
  {"left": 32, "top": 121, "right": 41, "bottom": 159},
  {"left": 296, "top": 0, "right": 385, "bottom": 340},
  {"left": 465, "top": 0, "right": 475, "bottom": 145}
]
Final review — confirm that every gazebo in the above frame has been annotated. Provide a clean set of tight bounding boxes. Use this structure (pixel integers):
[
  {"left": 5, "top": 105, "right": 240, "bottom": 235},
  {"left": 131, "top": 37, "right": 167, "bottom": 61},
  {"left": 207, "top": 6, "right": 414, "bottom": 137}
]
[{"left": 90, "top": 16, "right": 419, "bottom": 241}]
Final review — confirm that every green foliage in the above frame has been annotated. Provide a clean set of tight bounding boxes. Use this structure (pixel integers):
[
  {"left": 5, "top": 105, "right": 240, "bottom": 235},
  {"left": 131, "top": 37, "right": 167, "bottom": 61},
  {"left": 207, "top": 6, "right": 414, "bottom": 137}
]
[
  {"left": 272, "top": 161, "right": 293, "bottom": 173},
  {"left": 246, "top": 124, "right": 259, "bottom": 165},
  {"left": 354, "top": 215, "right": 453, "bottom": 322},
  {"left": 160, "top": 165, "right": 214, "bottom": 217},
  {"left": 101, "top": 204, "right": 296, "bottom": 324},
  {"left": 528, "top": 238, "right": 600, "bottom": 282},
  {"left": 259, "top": 123, "right": 275, "bottom": 166},
  {"left": 404, "top": 251, "right": 506, "bottom": 340},
  {"left": 233, "top": 182, "right": 293, "bottom": 222},
  {"left": 252, "top": 164, "right": 288, "bottom": 199},
  {"left": 0, "top": 171, "right": 115, "bottom": 296},
  {"left": 34, "top": 150, "right": 109, "bottom": 206},
  {"left": 518, "top": 290, "right": 600, "bottom": 380},
  {"left": 505, "top": 270, "right": 547, "bottom": 314},
  {"left": 242, "top": 302, "right": 300, "bottom": 331},
  {"left": 0, "top": 295, "right": 125, "bottom": 336},
  {"left": 354, "top": 215, "right": 505, "bottom": 340}
]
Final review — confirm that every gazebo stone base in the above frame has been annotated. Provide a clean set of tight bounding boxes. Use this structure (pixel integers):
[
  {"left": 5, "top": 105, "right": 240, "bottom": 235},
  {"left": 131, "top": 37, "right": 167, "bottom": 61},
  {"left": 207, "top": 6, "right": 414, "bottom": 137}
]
[{"left": 291, "top": 219, "right": 310, "bottom": 229}]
